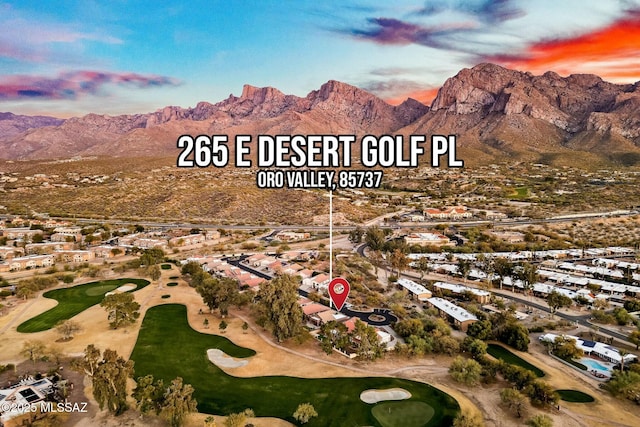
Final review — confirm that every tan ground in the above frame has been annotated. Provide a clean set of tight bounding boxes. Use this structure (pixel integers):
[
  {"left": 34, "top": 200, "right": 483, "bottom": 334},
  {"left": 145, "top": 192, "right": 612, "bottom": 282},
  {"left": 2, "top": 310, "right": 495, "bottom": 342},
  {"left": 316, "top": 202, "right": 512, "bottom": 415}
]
[
  {"left": 516, "top": 338, "right": 640, "bottom": 427},
  {"left": 185, "top": 413, "right": 294, "bottom": 427},
  {"left": 2, "top": 266, "right": 640, "bottom": 427}
]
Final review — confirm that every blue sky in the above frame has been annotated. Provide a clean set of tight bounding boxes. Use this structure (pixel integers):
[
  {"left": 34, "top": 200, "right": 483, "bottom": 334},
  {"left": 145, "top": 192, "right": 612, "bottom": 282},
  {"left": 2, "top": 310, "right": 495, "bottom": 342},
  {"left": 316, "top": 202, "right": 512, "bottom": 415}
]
[{"left": 1, "top": 0, "right": 639, "bottom": 117}]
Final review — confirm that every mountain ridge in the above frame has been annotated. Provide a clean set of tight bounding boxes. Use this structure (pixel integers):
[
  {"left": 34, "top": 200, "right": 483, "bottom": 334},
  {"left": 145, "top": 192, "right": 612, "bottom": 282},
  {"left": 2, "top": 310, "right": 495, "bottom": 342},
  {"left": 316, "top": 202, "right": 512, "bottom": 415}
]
[{"left": 2, "top": 63, "right": 639, "bottom": 165}]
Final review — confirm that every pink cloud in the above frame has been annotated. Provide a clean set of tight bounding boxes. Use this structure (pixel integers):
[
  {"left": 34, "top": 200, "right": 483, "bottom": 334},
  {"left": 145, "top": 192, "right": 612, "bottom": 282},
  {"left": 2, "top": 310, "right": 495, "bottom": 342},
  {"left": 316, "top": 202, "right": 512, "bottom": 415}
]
[
  {"left": 344, "top": 17, "right": 476, "bottom": 49},
  {"left": 0, "top": 70, "right": 180, "bottom": 100}
]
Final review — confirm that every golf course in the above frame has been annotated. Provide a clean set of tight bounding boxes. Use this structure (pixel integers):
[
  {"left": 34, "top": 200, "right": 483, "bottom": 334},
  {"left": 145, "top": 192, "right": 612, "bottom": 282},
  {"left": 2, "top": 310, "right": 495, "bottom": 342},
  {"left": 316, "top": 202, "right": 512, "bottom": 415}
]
[
  {"left": 487, "top": 343, "right": 545, "bottom": 377},
  {"left": 17, "top": 278, "right": 150, "bottom": 333},
  {"left": 131, "top": 304, "right": 460, "bottom": 427}
]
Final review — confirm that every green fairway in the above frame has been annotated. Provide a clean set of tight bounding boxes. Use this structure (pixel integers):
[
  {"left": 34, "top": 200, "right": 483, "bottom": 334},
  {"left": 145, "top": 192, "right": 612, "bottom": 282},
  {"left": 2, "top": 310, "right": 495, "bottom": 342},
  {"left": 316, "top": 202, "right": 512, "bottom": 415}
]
[
  {"left": 131, "top": 304, "right": 459, "bottom": 427},
  {"left": 17, "top": 278, "right": 150, "bottom": 333},
  {"left": 509, "top": 186, "right": 530, "bottom": 199},
  {"left": 487, "top": 344, "right": 545, "bottom": 377},
  {"left": 372, "top": 401, "right": 435, "bottom": 427},
  {"left": 556, "top": 389, "right": 595, "bottom": 403},
  {"left": 84, "top": 284, "right": 119, "bottom": 296}
]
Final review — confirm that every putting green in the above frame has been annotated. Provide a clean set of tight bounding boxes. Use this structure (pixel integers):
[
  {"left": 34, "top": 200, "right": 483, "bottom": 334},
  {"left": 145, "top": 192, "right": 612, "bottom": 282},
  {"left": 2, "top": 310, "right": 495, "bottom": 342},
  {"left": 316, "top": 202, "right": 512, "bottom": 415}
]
[
  {"left": 372, "top": 401, "right": 435, "bottom": 427},
  {"left": 487, "top": 344, "right": 545, "bottom": 377},
  {"left": 85, "top": 284, "right": 119, "bottom": 296},
  {"left": 17, "top": 278, "right": 150, "bottom": 333},
  {"left": 130, "top": 304, "right": 459, "bottom": 427},
  {"left": 556, "top": 389, "right": 595, "bottom": 403}
]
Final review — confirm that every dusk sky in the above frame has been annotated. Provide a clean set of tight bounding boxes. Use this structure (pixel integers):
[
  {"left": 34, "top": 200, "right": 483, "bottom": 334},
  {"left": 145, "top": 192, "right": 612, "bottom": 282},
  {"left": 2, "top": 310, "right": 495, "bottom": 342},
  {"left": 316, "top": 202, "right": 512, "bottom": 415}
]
[{"left": 1, "top": 0, "right": 640, "bottom": 117}]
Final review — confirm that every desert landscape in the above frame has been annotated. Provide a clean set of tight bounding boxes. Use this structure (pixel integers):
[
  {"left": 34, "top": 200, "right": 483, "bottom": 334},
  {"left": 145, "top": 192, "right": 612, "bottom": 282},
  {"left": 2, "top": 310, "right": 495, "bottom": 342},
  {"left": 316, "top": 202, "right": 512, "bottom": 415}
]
[{"left": 2, "top": 2, "right": 640, "bottom": 427}]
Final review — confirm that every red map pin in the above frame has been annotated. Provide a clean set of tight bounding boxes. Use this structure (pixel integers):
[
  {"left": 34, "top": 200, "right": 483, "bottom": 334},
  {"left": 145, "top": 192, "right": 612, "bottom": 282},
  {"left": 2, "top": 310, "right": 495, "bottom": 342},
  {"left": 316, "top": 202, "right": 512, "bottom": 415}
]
[{"left": 328, "top": 277, "right": 350, "bottom": 311}]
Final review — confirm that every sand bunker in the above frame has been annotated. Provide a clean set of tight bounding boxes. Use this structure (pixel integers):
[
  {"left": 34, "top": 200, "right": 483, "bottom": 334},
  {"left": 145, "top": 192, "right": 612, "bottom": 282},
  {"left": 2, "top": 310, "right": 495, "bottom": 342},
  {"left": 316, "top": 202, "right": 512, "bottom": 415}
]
[
  {"left": 105, "top": 284, "right": 137, "bottom": 296},
  {"left": 207, "top": 349, "right": 249, "bottom": 368},
  {"left": 360, "top": 388, "right": 412, "bottom": 404}
]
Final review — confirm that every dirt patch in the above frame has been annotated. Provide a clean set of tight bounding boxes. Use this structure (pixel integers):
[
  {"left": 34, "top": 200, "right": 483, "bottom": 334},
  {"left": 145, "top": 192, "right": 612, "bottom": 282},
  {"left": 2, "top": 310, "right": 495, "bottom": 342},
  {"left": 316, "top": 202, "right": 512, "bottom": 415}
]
[
  {"left": 186, "top": 413, "right": 294, "bottom": 427},
  {"left": 360, "top": 388, "right": 411, "bottom": 404}
]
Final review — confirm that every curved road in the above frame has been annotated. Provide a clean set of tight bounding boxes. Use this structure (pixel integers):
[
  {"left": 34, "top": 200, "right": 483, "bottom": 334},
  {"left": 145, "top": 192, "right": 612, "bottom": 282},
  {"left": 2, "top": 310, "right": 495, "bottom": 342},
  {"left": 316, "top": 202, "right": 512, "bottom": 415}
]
[
  {"left": 342, "top": 307, "right": 397, "bottom": 326},
  {"left": 224, "top": 255, "right": 397, "bottom": 326},
  {"left": 356, "top": 243, "right": 635, "bottom": 345}
]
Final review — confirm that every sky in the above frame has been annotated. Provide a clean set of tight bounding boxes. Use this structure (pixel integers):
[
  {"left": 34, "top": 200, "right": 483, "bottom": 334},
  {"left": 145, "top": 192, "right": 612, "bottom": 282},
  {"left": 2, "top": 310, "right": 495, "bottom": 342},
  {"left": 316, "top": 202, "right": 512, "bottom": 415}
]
[{"left": 1, "top": 0, "right": 639, "bottom": 117}]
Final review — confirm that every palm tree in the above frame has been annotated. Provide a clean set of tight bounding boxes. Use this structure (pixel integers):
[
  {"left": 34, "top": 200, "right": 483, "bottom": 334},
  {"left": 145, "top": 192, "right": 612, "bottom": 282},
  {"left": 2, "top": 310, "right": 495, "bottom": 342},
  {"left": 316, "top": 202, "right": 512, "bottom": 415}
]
[
  {"left": 456, "top": 258, "right": 472, "bottom": 283},
  {"left": 624, "top": 266, "right": 634, "bottom": 285},
  {"left": 516, "top": 262, "right": 538, "bottom": 298},
  {"left": 493, "top": 257, "right": 513, "bottom": 291},
  {"left": 619, "top": 349, "right": 629, "bottom": 372},
  {"left": 416, "top": 257, "right": 432, "bottom": 281},
  {"left": 390, "top": 249, "right": 409, "bottom": 278},
  {"left": 477, "top": 254, "right": 495, "bottom": 289},
  {"left": 369, "top": 250, "right": 383, "bottom": 275}
]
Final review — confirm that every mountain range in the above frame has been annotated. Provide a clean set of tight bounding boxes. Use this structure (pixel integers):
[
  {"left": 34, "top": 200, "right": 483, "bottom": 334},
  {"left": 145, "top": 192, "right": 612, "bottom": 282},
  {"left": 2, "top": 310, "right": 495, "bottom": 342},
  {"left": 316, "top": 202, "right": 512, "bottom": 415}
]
[{"left": 2, "top": 63, "right": 639, "bottom": 165}]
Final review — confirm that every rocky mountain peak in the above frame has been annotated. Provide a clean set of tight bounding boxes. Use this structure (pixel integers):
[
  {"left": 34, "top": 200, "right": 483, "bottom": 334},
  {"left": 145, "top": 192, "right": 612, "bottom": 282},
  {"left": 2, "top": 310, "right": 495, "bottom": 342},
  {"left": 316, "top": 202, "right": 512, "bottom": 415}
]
[
  {"left": 394, "top": 98, "right": 430, "bottom": 124},
  {"left": 240, "top": 84, "right": 286, "bottom": 104},
  {"left": 2, "top": 65, "right": 638, "bottom": 162},
  {"left": 430, "top": 63, "right": 635, "bottom": 132},
  {"left": 431, "top": 63, "right": 522, "bottom": 113},
  {"left": 310, "top": 80, "right": 373, "bottom": 104}
]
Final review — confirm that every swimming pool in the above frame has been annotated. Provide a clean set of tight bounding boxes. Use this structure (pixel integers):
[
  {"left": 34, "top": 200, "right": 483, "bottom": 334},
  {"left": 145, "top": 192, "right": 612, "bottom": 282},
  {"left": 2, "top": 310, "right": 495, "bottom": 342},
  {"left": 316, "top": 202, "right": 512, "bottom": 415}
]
[{"left": 580, "top": 358, "right": 611, "bottom": 372}]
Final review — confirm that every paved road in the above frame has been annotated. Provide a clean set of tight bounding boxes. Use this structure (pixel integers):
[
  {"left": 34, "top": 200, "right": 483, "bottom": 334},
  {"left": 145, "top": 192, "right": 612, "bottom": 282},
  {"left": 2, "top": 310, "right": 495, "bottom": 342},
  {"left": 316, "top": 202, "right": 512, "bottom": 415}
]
[
  {"left": 225, "top": 255, "right": 397, "bottom": 326},
  {"left": 42, "top": 208, "right": 639, "bottom": 232},
  {"left": 492, "top": 291, "right": 632, "bottom": 343},
  {"left": 356, "top": 243, "right": 635, "bottom": 345},
  {"left": 427, "top": 273, "right": 633, "bottom": 345},
  {"left": 224, "top": 255, "right": 272, "bottom": 280},
  {"left": 342, "top": 307, "right": 397, "bottom": 326}
]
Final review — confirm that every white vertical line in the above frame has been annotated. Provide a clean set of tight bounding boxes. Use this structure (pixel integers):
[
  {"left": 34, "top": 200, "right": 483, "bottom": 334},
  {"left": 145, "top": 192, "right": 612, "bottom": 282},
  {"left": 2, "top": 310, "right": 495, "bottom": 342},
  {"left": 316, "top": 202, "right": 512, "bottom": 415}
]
[{"left": 329, "top": 189, "right": 333, "bottom": 283}]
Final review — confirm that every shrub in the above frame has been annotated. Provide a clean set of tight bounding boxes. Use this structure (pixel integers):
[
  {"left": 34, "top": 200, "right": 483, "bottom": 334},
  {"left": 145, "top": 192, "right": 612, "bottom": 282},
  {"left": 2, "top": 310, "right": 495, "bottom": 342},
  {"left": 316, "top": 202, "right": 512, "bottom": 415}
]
[
  {"left": 525, "top": 380, "right": 559, "bottom": 408},
  {"left": 527, "top": 414, "right": 553, "bottom": 427},
  {"left": 449, "top": 356, "right": 482, "bottom": 386}
]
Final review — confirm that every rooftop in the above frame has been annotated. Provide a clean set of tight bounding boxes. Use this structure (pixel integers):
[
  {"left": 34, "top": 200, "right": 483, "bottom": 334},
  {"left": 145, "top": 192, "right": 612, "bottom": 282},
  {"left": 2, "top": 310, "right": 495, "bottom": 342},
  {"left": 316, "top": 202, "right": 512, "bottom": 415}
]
[
  {"left": 398, "top": 278, "right": 431, "bottom": 297},
  {"left": 427, "top": 297, "right": 478, "bottom": 323},
  {"left": 433, "top": 281, "right": 490, "bottom": 297},
  {"left": 540, "top": 333, "right": 637, "bottom": 364}
]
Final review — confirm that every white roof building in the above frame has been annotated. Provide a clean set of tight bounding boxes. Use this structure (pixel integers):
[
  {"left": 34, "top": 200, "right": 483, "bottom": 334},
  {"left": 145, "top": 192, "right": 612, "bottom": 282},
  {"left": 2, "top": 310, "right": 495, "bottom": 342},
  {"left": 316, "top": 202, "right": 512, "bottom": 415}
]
[
  {"left": 426, "top": 297, "right": 478, "bottom": 331},
  {"left": 540, "top": 333, "right": 637, "bottom": 365},
  {"left": 397, "top": 278, "right": 432, "bottom": 300},
  {"left": 0, "top": 377, "right": 54, "bottom": 422},
  {"left": 433, "top": 281, "right": 491, "bottom": 302},
  {"left": 404, "top": 232, "right": 453, "bottom": 247}
]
